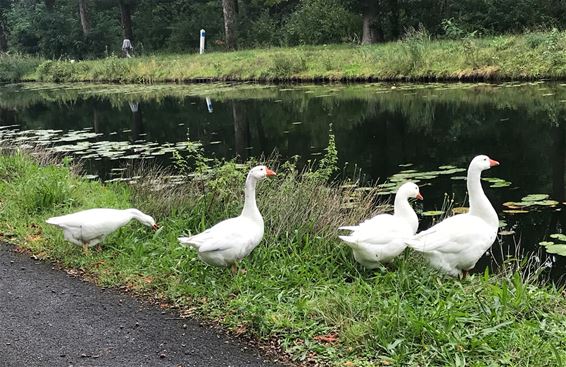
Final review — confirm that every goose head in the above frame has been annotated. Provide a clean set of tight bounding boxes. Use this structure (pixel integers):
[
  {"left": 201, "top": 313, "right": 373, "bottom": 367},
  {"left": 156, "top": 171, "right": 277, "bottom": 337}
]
[
  {"left": 248, "top": 165, "right": 276, "bottom": 181},
  {"left": 470, "top": 155, "right": 500, "bottom": 172},
  {"left": 128, "top": 209, "right": 159, "bottom": 230},
  {"left": 397, "top": 182, "right": 423, "bottom": 200}
]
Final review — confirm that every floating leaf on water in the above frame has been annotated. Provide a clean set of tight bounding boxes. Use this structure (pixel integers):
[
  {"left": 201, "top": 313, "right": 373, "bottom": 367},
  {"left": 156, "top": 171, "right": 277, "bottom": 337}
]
[
  {"left": 521, "top": 194, "right": 549, "bottom": 202},
  {"left": 503, "top": 209, "right": 529, "bottom": 214},
  {"left": 291, "top": 121, "right": 303, "bottom": 125},
  {"left": 438, "top": 165, "right": 456, "bottom": 170},
  {"left": 550, "top": 233, "right": 566, "bottom": 242},
  {"left": 537, "top": 200, "right": 559, "bottom": 207},
  {"left": 450, "top": 176, "right": 466, "bottom": 181},
  {"left": 482, "top": 177, "right": 512, "bottom": 188},
  {"left": 438, "top": 168, "right": 466, "bottom": 175},
  {"left": 503, "top": 202, "right": 523, "bottom": 209},
  {"left": 545, "top": 244, "right": 566, "bottom": 256},
  {"left": 421, "top": 210, "right": 444, "bottom": 217},
  {"left": 490, "top": 181, "right": 512, "bottom": 188},
  {"left": 398, "top": 163, "right": 413, "bottom": 168},
  {"left": 452, "top": 207, "right": 469, "bottom": 214},
  {"left": 498, "top": 230, "right": 515, "bottom": 236}
]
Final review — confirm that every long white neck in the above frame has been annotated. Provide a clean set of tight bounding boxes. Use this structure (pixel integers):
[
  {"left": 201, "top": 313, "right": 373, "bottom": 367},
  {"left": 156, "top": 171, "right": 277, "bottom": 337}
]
[
  {"left": 241, "top": 174, "right": 262, "bottom": 222},
  {"left": 126, "top": 209, "right": 145, "bottom": 223},
  {"left": 467, "top": 168, "right": 498, "bottom": 228},
  {"left": 393, "top": 193, "right": 419, "bottom": 234}
]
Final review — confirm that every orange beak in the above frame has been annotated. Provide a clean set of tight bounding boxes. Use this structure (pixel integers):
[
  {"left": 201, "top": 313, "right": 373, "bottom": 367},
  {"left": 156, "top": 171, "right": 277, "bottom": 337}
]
[
  {"left": 266, "top": 168, "right": 276, "bottom": 177},
  {"left": 489, "top": 159, "right": 500, "bottom": 167},
  {"left": 416, "top": 192, "right": 424, "bottom": 200},
  {"left": 152, "top": 224, "right": 159, "bottom": 231}
]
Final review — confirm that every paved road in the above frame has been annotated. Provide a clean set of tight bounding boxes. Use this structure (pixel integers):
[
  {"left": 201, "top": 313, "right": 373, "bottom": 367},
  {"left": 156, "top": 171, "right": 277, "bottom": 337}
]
[{"left": 0, "top": 244, "right": 284, "bottom": 367}]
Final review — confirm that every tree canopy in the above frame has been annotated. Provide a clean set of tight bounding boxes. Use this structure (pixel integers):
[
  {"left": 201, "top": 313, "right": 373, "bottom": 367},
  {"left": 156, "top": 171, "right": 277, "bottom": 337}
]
[{"left": 0, "top": 0, "right": 565, "bottom": 58}]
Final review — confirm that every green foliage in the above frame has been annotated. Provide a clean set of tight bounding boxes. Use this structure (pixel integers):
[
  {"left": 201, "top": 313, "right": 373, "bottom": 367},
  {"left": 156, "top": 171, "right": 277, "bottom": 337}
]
[
  {"left": 0, "top": 150, "right": 564, "bottom": 366},
  {"left": 0, "top": 53, "right": 41, "bottom": 81},
  {"left": 1, "top": 0, "right": 566, "bottom": 57},
  {"left": 284, "top": 0, "right": 359, "bottom": 45}
]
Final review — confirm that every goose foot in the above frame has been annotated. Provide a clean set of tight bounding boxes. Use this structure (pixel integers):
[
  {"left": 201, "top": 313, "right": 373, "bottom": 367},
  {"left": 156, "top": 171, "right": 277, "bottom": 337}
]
[
  {"left": 95, "top": 243, "right": 102, "bottom": 252},
  {"left": 230, "top": 262, "right": 246, "bottom": 275}
]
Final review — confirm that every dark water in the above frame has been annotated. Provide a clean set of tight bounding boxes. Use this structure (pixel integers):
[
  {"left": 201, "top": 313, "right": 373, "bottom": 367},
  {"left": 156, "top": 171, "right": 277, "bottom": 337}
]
[{"left": 1, "top": 82, "right": 565, "bottom": 280}]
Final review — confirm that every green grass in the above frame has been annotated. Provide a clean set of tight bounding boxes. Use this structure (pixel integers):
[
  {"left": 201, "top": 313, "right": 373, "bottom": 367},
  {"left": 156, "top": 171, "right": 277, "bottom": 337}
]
[
  {"left": 0, "top": 149, "right": 565, "bottom": 366},
  {"left": 0, "top": 53, "right": 42, "bottom": 82},
  {"left": 4, "top": 30, "right": 566, "bottom": 83}
]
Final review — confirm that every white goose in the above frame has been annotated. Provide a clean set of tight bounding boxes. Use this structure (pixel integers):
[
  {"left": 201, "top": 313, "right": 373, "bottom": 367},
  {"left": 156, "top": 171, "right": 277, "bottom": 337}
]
[
  {"left": 407, "top": 155, "right": 500, "bottom": 277},
  {"left": 178, "top": 165, "right": 276, "bottom": 272},
  {"left": 46, "top": 208, "right": 158, "bottom": 253},
  {"left": 338, "top": 182, "right": 423, "bottom": 268}
]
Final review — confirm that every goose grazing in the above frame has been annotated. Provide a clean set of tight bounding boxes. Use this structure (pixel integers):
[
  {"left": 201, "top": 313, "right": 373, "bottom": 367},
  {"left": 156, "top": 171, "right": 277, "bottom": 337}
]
[
  {"left": 178, "top": 165, "right": 276, "bottom": 273},
  {"left": 407, "top": 155, "right": 500, "bottom": 278},
  {"left": 338, "top": 182, "right": 423, "bottom": 268},
  {"left": 46, "top": 208, "right": 158, "bottom": 253}
]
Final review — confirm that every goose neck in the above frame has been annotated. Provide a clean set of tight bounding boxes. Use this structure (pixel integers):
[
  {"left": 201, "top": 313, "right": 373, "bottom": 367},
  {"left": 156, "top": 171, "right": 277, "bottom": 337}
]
[
  {"left": 241, "top": 175, "right": 262, "bottom": 221},
  {"left": 467, "top": 168, "right": 498, "bottom": 228},
  {"left": 393, "top": 194, "right": 418, "bottom": 234}
]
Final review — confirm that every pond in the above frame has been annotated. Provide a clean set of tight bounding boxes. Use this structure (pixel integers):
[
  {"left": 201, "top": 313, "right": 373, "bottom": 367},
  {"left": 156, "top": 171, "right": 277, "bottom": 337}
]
[{"left": 1, "top": 81, "right": 565, "bottom": 281}]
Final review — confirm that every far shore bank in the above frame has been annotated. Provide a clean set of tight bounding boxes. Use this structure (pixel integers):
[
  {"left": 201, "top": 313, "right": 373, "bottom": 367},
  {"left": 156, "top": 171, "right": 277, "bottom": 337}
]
[{"left": 2, "top": 30, "right": 566, "bottom": 84}]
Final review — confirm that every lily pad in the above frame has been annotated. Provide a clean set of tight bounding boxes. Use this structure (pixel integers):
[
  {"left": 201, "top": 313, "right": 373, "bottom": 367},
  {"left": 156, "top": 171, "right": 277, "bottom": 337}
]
[
  {"left": 452, "top": 207, "right": 469, "bottom": 214},
  {"left": 545, "top": 244, "right": 566, "bottom": 256},
  {"left": 522, "top": 194, "right": 549, "bottom": 202},
  {"left": 421, "top": 210, "right": 444, "bottom": 217},
  {"left": 550, "top": 233, "right": 566, "bottom": 241}
]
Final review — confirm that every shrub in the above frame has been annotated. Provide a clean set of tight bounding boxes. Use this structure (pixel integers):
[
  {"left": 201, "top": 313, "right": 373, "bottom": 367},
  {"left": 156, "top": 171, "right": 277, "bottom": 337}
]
[{"left": 284, "top": 0, "right": 360, "bottom": 45}]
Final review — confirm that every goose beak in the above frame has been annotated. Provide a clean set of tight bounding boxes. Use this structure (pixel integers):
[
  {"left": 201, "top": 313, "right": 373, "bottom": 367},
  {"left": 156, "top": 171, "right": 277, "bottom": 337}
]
[
  {"left": 152, "top": 224, "right": 159, "bottom": 231},
  {"left": 266, "top": 168, "right": 276, "bottom": 177},
  {"left": 489, "top": 159, "right": 500, "bottom": 167},
  {"left": 416, "top": 192, "right": 424, "bottom": 200}
]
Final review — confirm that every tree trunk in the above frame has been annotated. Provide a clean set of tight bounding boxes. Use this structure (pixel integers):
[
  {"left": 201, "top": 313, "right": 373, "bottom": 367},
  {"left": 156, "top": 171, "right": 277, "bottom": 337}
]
[
  {"left": 79, "top": 0, "right": 91, "bottom": 36},
  {"left": 119, "top": 0, "right": 134, "bottom": 41},
  {"left": 362, "top": 0, "right": 383, "bottom": 44},
  {"left": 221, "top": 0, "right": 237, "bottom": 50},
  {"left": 0, "top": 22, "right": 7, "bottom": 52},
  {"left": 388, "top": 0, "right": 400, "bottom": 39}
]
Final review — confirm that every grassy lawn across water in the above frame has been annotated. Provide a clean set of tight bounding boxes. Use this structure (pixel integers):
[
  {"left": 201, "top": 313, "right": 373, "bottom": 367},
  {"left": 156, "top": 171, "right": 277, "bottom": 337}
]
[{"left": 4, "top": 30, "right": 566, "bottom": 83}]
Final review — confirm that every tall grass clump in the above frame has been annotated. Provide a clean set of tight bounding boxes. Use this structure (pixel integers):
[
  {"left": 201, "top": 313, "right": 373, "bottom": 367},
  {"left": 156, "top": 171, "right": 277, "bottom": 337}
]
[
  {"left": 0, "top": 53, "right": 42, "bottom": 81},
  {"left": 0, "top": 142, "right": 564, "bottom": 366}
]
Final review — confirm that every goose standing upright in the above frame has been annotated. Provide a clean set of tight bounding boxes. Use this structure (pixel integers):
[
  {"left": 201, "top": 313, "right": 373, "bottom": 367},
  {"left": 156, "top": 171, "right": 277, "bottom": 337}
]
[
  {"left": 407, "top": 155, "right": 500, "bottom": 277},
  {"left": 338, "top": 182, "right": 423, "bottom": 268},
  {"left": 178, "top": 165, "right": 276, "bottom": 273},
  {"left": 46, "top": 208, "right": 158, "bottom": 253}
]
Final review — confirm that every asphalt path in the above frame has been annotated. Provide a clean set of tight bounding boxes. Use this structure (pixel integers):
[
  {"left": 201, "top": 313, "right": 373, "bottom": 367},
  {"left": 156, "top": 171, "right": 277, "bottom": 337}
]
[{"left": 0, "top": 244, "right": 284, "bottom": 367}]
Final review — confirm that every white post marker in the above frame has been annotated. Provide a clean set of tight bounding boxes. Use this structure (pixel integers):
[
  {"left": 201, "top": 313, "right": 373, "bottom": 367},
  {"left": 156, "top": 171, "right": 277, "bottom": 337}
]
[
  {"left": 206, "top": 97, "right": 213, "bottom": 113},
  {"left": 199, "top": 29, "right": 206, "bottom": 54}
]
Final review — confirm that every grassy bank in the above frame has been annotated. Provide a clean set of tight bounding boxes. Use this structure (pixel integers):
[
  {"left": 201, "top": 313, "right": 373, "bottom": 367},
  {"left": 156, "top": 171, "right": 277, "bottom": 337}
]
[
  {"left": 3, "top": 30, "right": 566, "bottom": 83},
  {"left": 0, "top": 146, "right": 565, "bottom": 366}
]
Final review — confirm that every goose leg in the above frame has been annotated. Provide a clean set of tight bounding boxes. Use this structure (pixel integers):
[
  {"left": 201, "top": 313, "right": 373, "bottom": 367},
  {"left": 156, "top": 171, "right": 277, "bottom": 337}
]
[
  {"left": 461, "top": 270, "right": 469, "bottom": 279},
  {"left": 82, "top": 243, "right": 90, "bottom": 255},
  {"left": 95, "top": 243, "right": 102, "bottom": 252},
  {"left": 231, "top": 263, "right": 238, "bottom": 275}
]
